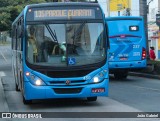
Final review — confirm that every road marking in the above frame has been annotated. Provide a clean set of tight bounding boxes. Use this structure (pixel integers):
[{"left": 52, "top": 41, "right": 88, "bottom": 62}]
[
  {"left": 0, "top": 51, "right": 8, "bottom": 62},
  {"left": 0, "top": 71, "right": 6, "bottom": 77},
  {"left": 132, "top": 85, "right": 160, "bottom": 92}
]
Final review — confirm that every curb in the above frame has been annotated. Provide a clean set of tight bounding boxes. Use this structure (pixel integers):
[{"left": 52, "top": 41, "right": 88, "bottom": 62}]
[
  {"left": 0, "top": 77, "right": 9, "bottom": 112},
  {"left": 129, "top": 72, "right": 160, "bottom": 80}
]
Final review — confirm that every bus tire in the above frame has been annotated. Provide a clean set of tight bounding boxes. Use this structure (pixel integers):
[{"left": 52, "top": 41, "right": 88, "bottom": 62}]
[
  {"left": 122, "top": 74, "right": 128, "bottom": 79},
  {"left": 14, "top": 69, "right": 20, "bottom": 91},
  {"left": 114, "top": 70, "right": 128, "bottom": 79},
  {"left": 114, "top": 71, "right": 128, "bottom": 79},
  {"left": 23, "top": 96, "right": 32, "bottom": 105},
  {"left": 87, "top": 97, "right": 97, "bottom": 101},
  {"left": 15, "top": 82, "right": 20, "bottom": 91}
]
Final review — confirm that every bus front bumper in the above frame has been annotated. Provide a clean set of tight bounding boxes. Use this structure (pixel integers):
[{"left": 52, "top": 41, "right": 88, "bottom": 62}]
[{"left": 24, "top": 79, "right": 109, "bottom": 100}]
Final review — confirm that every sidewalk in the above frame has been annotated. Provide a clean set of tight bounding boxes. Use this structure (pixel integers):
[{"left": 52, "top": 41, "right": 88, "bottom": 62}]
[
  {"left": 129, "top": 72, "right": 160, "bottom": 80},
  {"left": 0, "top": 77, "right": 9, "bottom": 112},
  {"left": 129, "top": 60, "right": 160, "bottom": 80}
]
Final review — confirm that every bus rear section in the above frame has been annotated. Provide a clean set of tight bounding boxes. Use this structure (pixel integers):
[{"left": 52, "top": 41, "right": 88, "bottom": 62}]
[{"left": 106, "top": 17, "right": 147, "bottom": 79}]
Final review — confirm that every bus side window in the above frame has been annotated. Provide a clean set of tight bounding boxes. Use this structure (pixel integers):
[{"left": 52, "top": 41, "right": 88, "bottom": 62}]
[
  {"left": 17, "top": 20, "right": 22, "bottom": 51},
  {"left": 12, "top": 25, "right": 17, "bottom": 50},
  {"left": 21, "top": 17, "right": 24, "bottom": 51}
]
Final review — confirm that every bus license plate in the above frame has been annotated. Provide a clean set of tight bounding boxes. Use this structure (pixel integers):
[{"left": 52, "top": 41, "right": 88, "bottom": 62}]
[
  {"left": 120, "top": 57, "right": 128, "bottom": 60},
  {"left": 92, "top": 88, "right": 105, "bottom": 93}
]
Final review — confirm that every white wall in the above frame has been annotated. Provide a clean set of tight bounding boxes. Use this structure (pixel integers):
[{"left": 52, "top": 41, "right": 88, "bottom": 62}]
[
  {"left": 148, "top": 0, "right": 158, "bottom": 22},
  {"left": 131, "top": 0, "right": 140, "bottom": 16},
  {"left": 98, "top": 0, "right": 140, "bottom": 17},
  {"left": 97, "top": 0, "right": 108, "bottom": 16}
]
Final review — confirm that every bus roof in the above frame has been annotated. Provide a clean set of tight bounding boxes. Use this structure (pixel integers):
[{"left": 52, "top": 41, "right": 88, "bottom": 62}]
[
  {"left": 12, "top": 2, "right": 101, "bottom": 25},
  {"left": 105, "top": 16, "right": 143, "bottom": 21},
  {"left": 26, "top": 2, "right": 100, "bottom": 8}
]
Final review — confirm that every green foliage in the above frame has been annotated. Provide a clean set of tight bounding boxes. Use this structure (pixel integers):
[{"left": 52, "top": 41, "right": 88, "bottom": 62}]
[
  {"left": 0, "top": 0, "right": 93, "bottom": 31},
  {"left": 136, "top": 60, "right": 160, "bottom": 75},
  {"left": 0, "top": 0, "right": 46, "bottom": 32}
]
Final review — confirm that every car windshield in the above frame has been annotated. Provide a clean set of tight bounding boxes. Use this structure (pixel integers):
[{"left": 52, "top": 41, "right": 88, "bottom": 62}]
[{"left": 26, "top": 22, "right": 105, "bottom": 67}]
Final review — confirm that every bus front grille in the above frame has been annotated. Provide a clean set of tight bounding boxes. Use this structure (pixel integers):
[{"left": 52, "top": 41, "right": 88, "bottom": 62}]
[
  {"left": 49, "top": 80, "right": 86, "bottom": 85},
  {"left": 39, "top": 70, "right": 93, "bottom": 78},
  {"left": 53, "top": 88, "right": 83, "bottom": 94}
]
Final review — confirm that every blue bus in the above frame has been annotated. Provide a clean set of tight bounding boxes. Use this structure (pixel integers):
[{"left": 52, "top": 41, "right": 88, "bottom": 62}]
[
  {"left": 106, "top": 16, "right": 147, "bottom": 79},
  {"left": 11, "top": 2, "right": 109, "bottom": 104}
]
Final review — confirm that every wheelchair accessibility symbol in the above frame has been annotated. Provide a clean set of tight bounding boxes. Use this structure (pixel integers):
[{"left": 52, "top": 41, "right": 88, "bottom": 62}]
[{"left": 68, "top": 57, "right": 76, "bottom": 65}]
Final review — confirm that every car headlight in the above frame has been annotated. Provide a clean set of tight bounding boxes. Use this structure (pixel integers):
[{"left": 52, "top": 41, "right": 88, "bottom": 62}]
[{"left": 25, "top": 72, "right": 46, "bottom": 86}]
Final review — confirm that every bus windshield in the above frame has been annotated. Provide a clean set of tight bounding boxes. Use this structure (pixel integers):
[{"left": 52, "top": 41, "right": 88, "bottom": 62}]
[{"left": 26, "top": 22, "right": 105, "bottom": 67}]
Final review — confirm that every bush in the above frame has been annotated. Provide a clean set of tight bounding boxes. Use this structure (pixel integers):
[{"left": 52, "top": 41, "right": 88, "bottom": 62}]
[
  {"left": 144, "top": 60, "right": 160, "bottom": 75},
  {"left": 131, "top": 60, "right": 160, "bottom": 75}
]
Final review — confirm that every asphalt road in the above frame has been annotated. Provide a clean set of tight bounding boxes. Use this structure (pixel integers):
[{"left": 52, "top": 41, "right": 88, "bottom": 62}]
[{"left": 0, "top": 45, "right": 160, "bottom": 121}]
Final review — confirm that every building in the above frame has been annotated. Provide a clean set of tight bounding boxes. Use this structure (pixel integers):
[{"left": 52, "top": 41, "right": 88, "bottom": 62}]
[
  {"left": 59, "top": 0, "right": 140, "bottom": 16},
  {"left": 148, "top": 0, "right": 160, "bottom": 59},
  {"left": 107, "top": 0, "right": 140, "bottom": 17}
]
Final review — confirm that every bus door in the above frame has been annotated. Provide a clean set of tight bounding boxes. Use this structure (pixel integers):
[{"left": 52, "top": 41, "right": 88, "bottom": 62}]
[
  {"left": 12, "top": 26, "right": 19, "bottom": 90},
  {"left": 14, "top": 20, "right": 23, "bottom": 91},
  {"left": 107, "top": 18, "right": 146, "bottom": 63}
]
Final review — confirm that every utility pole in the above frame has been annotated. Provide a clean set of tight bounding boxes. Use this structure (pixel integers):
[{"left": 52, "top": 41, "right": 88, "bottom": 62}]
[
  {"left": 158, "top": 0, "right": 160, "bottom": 30},
  {"left": 159, "top": 0, "right": 160, "bottom": 11},
  {"left": 140, "top": 0, "right": 149, "bottom": 55},
  {"left": 158, "top": 0, "right": 160, "bottom": 52},
  {"left": 107, "top": 0, "right": 110, "bottom": 17}
]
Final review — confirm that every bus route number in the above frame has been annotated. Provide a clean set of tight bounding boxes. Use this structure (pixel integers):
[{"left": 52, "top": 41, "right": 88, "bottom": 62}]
[
  {"left": 133, "top": 45, "right": 140, "bottom": 49},
  {"left": 133, "top": 52, "right": 140, "bottom": 56}
]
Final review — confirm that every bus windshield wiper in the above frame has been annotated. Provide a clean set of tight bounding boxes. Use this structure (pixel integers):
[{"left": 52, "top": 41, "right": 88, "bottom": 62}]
[
  {"left": 45, "top": 24, "right": 58, "bottom": 42},
  {"left": 71, "top": 21, "right": 86, "bottom": 40}
]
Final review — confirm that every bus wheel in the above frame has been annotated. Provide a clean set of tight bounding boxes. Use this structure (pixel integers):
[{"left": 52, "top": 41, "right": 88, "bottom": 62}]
[
  {"left": 114, "top": 71, "right": 128, "bottom": 79},
  {"left": 15, "top": 82, "right": 20, "bottom": 91},
  {"left": 14, "top": 70, "right": 20, "bottom": 91},
  {"left": 87, "top": 97, "right": 97, "bottom": 101},
  {"left": 23, "top": 96, "right": 32, "bottom": 105}
]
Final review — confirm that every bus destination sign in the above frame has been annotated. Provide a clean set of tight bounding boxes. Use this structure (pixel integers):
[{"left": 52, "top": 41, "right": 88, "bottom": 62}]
[{"left": 33, "top": 9, "right": 95, "bottom": 20}]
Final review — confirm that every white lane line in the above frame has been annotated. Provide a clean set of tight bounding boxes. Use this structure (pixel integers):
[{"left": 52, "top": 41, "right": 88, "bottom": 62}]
[
  {"left": 132, "top": 85, "right": 160, "bottom": 92},
  {"left": 0, "top": 51, "right": 7, "bottom": 62},
  {"left": 0, "top": 71, "right": 6, "bottom": 77}
]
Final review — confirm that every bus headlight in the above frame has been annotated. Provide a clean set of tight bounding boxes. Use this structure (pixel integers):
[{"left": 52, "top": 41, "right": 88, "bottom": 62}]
[
  {"left": 35, "top": 79, "right": 43, "bottom": 86},
  {"left": 26, "top": 72, "right": 46, "bottom": 86},
  {"left": 91, "top": 69, "right": 107, "bottom": 84},
  {"left": 93, "top": 77, "right": 100, "bottom": 83},
  {"left": 31, "top": 76, "right": 46, "bottom": 86}
]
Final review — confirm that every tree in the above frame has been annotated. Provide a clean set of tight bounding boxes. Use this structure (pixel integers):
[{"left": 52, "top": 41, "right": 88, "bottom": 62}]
[
  {"left": 0, "top": 0, "right": 94, "bottom": 31},
  {"left": 0, "top": 0, "right": 46, "bottom": 32}
]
